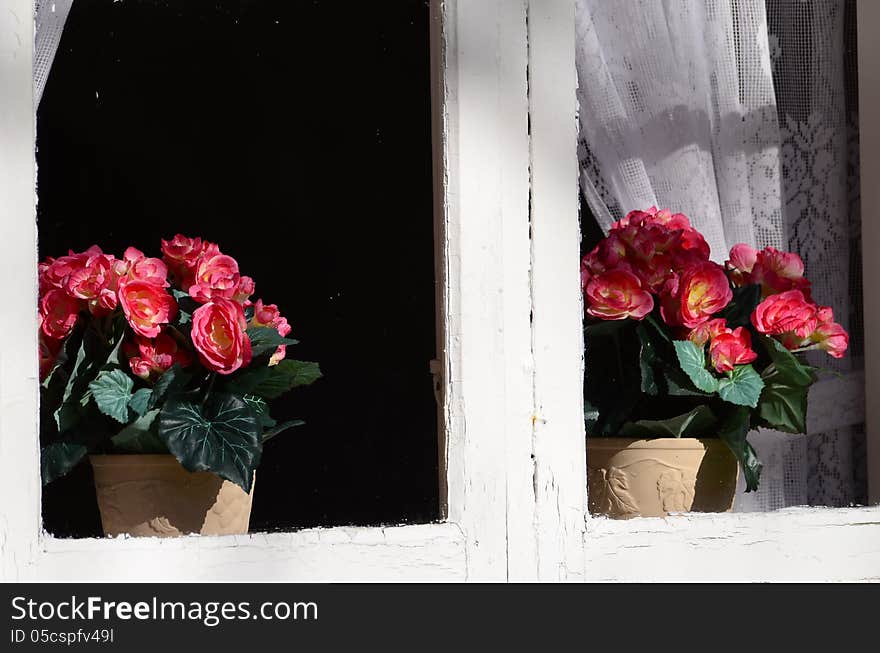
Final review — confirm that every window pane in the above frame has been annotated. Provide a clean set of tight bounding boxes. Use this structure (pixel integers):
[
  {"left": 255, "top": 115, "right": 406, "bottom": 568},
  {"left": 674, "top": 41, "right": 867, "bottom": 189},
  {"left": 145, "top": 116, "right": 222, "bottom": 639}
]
[{"left": 38, "top": 0, "right": 439, "bottom": 536}]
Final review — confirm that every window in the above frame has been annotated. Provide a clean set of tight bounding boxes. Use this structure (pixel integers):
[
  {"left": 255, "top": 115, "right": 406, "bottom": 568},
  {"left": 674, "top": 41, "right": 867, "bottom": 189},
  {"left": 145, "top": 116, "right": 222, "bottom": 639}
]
[
  {"left": 36, "top": 0, "right": 440, "bottom": 536},
  {"left": 576, "top": 0, "right": 869, "bottom": 513},
  {"left": 1, "top": 0, "right": 878, "bottom": 583}
]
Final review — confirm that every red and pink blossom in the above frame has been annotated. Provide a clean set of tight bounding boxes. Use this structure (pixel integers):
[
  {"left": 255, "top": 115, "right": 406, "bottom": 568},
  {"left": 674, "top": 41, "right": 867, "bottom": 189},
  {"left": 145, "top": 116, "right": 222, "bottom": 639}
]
[
  {"left": 709, "top": 327, "right": 758, "bottom": 373},
  {"left": 124, "top": 331, "right": 193, "bottom": 381},
  {"left": 751, "top": 289, "right": 817, "bottom": 339},
  {"left": 118, "top": 281, "right": 178, "bottom": 338},
  {"left": 191, "top": 298, "right": 253, "bottom": 375},
  {"left": 660, "top": 261, "right": 732, "bottom": 328},
  {"left": 584, "top": 270, "right": 654, "bottom": 321},
  {"left": 39, "top": 289, "right": 82, "bottom": 340}
]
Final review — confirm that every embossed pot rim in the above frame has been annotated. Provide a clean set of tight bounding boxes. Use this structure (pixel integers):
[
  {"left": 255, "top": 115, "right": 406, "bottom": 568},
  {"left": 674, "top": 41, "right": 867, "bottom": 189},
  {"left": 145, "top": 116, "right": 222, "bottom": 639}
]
[{"left": 586, "top": 437, "right": 721, "bottom": 451}]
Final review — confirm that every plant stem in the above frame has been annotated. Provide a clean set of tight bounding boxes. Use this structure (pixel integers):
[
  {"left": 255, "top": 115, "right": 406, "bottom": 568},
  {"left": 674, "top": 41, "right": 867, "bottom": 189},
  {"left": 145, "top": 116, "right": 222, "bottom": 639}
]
[{"left": 202, "top": 373, "right": 217, "bottom": 408}]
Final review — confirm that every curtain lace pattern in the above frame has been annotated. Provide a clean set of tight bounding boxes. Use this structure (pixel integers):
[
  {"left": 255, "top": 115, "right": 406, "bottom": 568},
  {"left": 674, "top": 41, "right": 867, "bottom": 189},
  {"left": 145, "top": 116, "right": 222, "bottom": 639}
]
[
  {"left": 576, "top": 0, "right": 866, "bottom": 510},
  {"left": 34, "top": 1, "right": 74, "bottom": 106}
]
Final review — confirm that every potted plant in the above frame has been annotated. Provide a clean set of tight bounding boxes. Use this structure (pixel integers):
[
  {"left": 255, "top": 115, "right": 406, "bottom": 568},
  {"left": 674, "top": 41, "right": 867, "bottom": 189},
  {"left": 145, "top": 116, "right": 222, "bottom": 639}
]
[
  {"left": 581, "top": 207, "right": 848, "bottom": 518},
  {"left": 38, "top": 235, "right": 321, "bottom": 537}
]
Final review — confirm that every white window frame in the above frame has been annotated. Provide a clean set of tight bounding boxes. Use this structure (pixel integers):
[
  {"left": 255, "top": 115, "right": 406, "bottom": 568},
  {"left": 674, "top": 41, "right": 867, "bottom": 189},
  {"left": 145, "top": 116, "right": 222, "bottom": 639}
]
[{"left": 1, "top": 0, "right": 878, "bottom": 583}]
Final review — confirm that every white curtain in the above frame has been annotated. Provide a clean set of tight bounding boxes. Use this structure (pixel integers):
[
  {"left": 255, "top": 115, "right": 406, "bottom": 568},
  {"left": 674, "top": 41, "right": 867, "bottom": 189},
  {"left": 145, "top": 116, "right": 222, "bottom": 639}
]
[
  {"left": 34, "top": 0, "right": 74, "bottom": 106},
  {"left": 576, "top": 0, "right": 865, "bottom": 509}
]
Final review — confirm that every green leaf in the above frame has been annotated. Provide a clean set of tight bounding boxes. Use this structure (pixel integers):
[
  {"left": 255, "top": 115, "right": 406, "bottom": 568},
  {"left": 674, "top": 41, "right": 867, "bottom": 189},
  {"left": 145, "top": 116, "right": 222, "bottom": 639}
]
[
  {"left": 583, "top": 318, "right": 634, "bottom": 338},
  {"left": 89, "top": 369, "right": 134, "bottom": 423},
  {"left": 717, "top": 406, "right": 763, "bottom": 492},
  {"left": 243, "top": 394, "right": 276, "bottom": 428},
  {"left": 718, "top": 284, "right": 762, "bottom": 329},
  {"left": 41, "top": 442, "right": 88, "bottom": 485},
  {"left": 758, "top": 378, "right": 809, "bottom": 433},
  {"left": 251, "top": 360, "right": 322, "bottom": 399},
  {"left": 54, "top": 332, "right": 90, "bottom": 433},
  {"left": 760, "top": 335, "right": 815, "bottom": 387},
  {"left": 246, "top": 326, "right": 300, "bottom": 358},
  {"left": 261, "top": 419, "right": 306, "bottom": 443},
  {"left": 128, "top": 388, "right": 152, "bottom": 417},
  {"left": 111, "top": 409, "right": 167, "bottom": 454},
  {"left": 149, "top": 363, "right": 192, "bottom": 409},
  {"left": 158, "top": 392, "right": 262, "bottom": 492},
  {"left": 618, "top": 405, "right": 717, "bottom": 438},
  {"left": 673, "top": 340, "right": 719, "bottom": 393},
  {"left": 717, "top": 364, "right": 765, "bottom": 408}
]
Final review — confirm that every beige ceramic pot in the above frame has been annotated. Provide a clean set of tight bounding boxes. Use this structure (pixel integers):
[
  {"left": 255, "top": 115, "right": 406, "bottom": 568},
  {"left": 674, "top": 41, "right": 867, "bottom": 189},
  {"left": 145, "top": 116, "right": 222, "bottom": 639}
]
[
  {"left": 90, "top": 455, "right": 254, "bottom": 537},
  {"left": 586, "top": 438, "right": 737, "bottom": 519}
]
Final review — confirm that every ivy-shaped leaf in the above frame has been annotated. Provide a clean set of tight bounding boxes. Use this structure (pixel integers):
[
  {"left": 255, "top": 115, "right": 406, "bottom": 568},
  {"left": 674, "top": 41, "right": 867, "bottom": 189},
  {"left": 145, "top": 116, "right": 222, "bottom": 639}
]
[
  {"left": 112, "top": 409, "right": 167, "bottom": 454},
  {"left": 243, "top": 394, "right": 276, "bottom": 429},
  {"left": 583, "top": 318, "right": 633, "bottom": 338},
  {"left": 717, "top": 406, "right": 763, "bottom": 492},
  {"left": 89, "top": 369, "right": 134, "bottom": 423},
  {"left": 149, "top": 363, "right": 192, "bottom": 409},
  {"left": 41, "top": 442, "right": 88, "bottom": 485},
  {"left": 760, "top": 335, "right": 815, "bottom": 387},
  {"left": 246, "top": 326, "right": 300, "bottom": 358},
  {"left": 619, "top": 405, "right": 717, "bottom": 438},
  {"left": 673, "top": 340, "right": 719, "bottom": 393},
  {"left": 128, "top": 388, "right": 152, "bottom": 417},
  {"left": 717, "top": 364, "right": 765, "bottom": 408},
  {"left": 759, "top": 379, "right": 809, "bottom": 434},
  {"left": 158, "top": 392, "right": 262, "bottom": 492},
  {"left": 251, "top": 360, "right": 322, "bottom": 399}
]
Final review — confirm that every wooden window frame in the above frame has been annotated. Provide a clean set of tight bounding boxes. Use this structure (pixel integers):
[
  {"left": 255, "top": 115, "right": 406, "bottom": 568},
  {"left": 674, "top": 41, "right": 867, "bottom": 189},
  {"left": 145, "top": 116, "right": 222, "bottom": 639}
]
[{"left": 1, "top": 0, "right": 878, "bottom": 583}]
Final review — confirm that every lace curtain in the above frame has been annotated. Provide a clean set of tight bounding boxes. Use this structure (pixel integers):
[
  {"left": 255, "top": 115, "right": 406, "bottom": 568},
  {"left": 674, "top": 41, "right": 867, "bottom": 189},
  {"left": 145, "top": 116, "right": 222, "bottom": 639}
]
[
  {"left": 576, "top": 0, "right": 866, "bottom": 509},
  {"left": 34, "top": 0, "right": 74, "bottom": 106}
]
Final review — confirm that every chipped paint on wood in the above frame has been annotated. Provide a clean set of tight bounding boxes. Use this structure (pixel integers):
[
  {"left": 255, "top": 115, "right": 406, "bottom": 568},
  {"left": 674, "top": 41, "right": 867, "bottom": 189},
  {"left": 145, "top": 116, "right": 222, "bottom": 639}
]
[
  {"left": 584, "top": 507, "right": 880, "bottom": 582},
  {"left": 527, "top": 0, "right": 588, "bottom": 581}
]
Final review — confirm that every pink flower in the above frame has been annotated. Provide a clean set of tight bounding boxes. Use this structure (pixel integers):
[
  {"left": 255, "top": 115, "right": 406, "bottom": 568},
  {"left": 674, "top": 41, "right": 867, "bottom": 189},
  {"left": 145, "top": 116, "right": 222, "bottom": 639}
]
[
  {"left": 709, "top": 327, "right": 758, "bottom": 373},
  {"left": 232, "top": 276, "right": 255, "bottom": 305},
  {"left": 41, "top": 246, "right": 102, "bottom": 292},
  {"left": 119, "top": 247, "right": 169, "bottom": 287},
  {"left": 188, "top": 243, "right": 242, "bottom": 303},
  {"left": 64, "top": 250, "right": 119, "bottom": 316},
  {"left": 191, "top": 299, "right": 253, "bottom": 374},
  {"left": 780, "top": 306, "right": 849, "bottom": 359},
  {"left": 687, "top": 318, "right": 729, "bottom": 348},
  {"left": 161, "top": 234, "right": 204, "bottom": 290},
  {"left": 751, "top": 290, "right": 818, "bottom": 339},
  {"left": 124, "top": 331, "right": 193, "bottom": 381},
  {"left": 118, "top": 281, "right": 178, "bottom": 338},
  {"left": 589, "top": 207, "right": 710, "bottom": 294},
  {"left": 660, "top": 261, "right": 733, "bottom": 328},
  {"left": 809, "top": 311, "right": 849, "bottom": 359},
  {"left": 249, "top": 299, "right": 291, "bottom": 365},
  {"left": 585, "top": 270, "right": 654, "bottom": 321},
  {"left": 39, "top": 289, "right": 81, "bottom": 340},
  {"left": 727, "top": 244, "right": 811, "bottom": 299}
]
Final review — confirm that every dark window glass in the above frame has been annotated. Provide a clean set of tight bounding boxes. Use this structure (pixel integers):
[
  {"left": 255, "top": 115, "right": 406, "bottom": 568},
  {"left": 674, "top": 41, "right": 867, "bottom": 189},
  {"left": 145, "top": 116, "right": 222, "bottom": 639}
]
[{"left": 38, "top": 0, "right": 439, "bottom": 536}]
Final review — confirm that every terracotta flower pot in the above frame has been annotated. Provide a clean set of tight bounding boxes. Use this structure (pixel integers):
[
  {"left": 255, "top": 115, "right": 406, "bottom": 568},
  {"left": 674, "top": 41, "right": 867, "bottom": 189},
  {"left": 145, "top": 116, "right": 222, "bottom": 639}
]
[
  {"left": 90, "top": 455, "right": 254, "bottom": 537},
  {"left": 586, "top": 438, "right": 737, "bottom": 519}
]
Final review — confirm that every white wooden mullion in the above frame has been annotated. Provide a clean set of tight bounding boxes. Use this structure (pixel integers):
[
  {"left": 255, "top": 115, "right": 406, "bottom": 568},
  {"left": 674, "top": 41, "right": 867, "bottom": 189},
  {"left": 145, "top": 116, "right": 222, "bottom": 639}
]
[
  {"left": 527, "top": 0, "right": 588, "bottom": 581},
  {"left": 442, "top": 0, "right": 535, "bottom": 581},
  {"left": 0, "top": 0, "right": 41, "bottom": 583}
]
